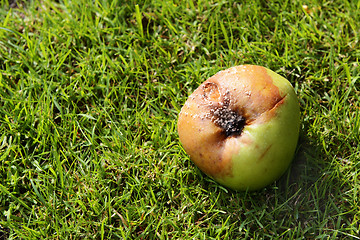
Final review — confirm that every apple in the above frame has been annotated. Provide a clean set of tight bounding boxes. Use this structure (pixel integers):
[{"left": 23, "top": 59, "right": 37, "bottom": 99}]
[{"left": 177, "top": 65, "right": 300, "bottom": 191}]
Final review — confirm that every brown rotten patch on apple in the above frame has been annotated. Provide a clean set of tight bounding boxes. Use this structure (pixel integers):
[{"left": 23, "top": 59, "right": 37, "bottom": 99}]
[
  {"left": 178, "top": 65, "right": 286, "bottom": 179},
  {"left": 202, "top": 82, "right": 246, "bottom": 138}
]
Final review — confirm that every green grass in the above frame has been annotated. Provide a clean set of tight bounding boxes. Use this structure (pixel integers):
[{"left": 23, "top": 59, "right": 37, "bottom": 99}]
[{"left": 0, "top": 0, "right": 359, "bottom": 239}]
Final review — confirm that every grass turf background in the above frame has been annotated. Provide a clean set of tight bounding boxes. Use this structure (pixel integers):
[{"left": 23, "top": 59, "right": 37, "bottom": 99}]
[{"left": 0, "top": 0, "right": 359, "bottom": 239}]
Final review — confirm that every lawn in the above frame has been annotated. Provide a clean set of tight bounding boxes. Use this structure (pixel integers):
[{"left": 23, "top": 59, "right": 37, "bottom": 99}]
[{"left": 0, "top": 0, "right": 359, "bottom": 239}]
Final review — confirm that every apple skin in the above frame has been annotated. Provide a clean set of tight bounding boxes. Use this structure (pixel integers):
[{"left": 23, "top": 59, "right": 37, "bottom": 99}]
[{"left": 177, "top": 65, "right": 300, "bottom": 191}]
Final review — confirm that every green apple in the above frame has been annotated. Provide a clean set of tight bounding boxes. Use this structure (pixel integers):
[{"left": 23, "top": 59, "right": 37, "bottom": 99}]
[{"left": 177, "top": 65, "right": 300, "bottom": 191}]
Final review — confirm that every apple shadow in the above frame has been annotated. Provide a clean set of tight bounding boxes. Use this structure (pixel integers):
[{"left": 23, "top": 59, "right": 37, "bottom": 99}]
[{"left": 277, "top": 129, "right": 326, "bottom": 192}]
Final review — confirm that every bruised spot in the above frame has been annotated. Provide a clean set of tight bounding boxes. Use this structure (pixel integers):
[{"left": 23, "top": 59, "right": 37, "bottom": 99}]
[
  {"left": 194, "top": 142, "right": 234, "bottom": 179},
  {"left": 203, "top": 82, "right": 221, "bottom": 103}
]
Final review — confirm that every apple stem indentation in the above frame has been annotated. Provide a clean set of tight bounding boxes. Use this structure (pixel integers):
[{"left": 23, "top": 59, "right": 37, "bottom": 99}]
[
  {"left": 211, "top": 106, "right": 246, "bottom": 137},
  {"left": 202, "top": 82, "right": 246, "bottom": 137}
]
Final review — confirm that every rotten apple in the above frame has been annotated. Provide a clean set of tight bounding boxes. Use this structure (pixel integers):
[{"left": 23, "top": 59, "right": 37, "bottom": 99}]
[{"left": 177, "top": 65, "right": 300, "bottom": 191}]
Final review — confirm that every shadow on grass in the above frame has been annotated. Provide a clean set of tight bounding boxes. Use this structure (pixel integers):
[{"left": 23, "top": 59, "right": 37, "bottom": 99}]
[{"left": 277, "top": 129, "right": 326, "bottom": 194}]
